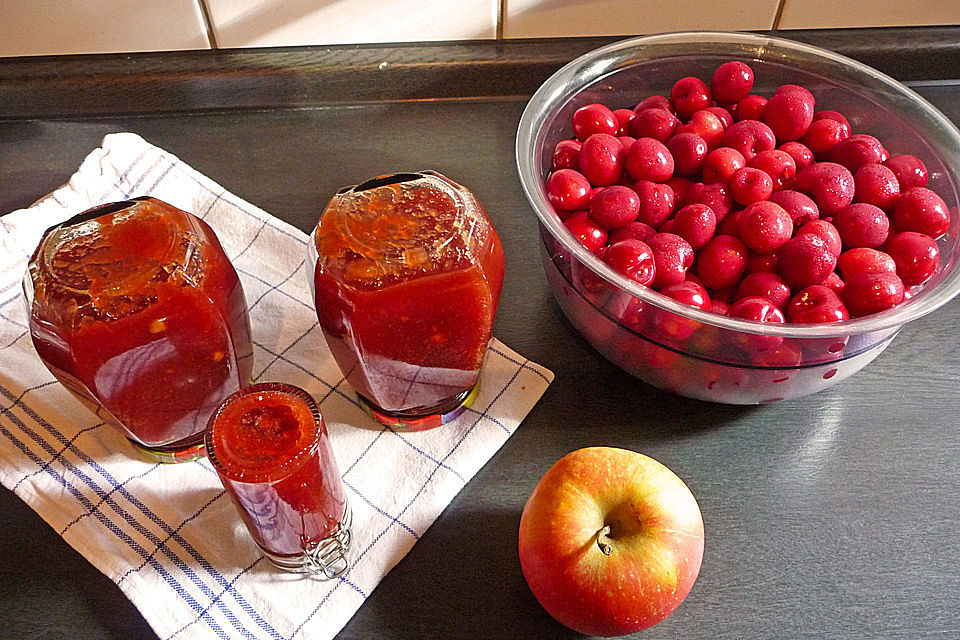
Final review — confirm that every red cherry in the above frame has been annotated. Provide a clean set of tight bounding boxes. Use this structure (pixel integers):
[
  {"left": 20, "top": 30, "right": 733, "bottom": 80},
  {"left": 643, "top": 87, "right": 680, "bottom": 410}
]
[
  {"left": 654, "top": 280, "right": 712, "bottom": 341},
  {"left": 787, "top": 285, "right": 850, "bottom": 323},
  {"left": 853, "top": 163, "right": 900, "bottom": 209},
  {"left": 836, "top": 248, "right": 896, "bottom": 281},
  {"left": 686, "top": 182, "right": 733, "bottom": 221},
  {"left": 715, "top": 208, "right": 744, "bottom": 238},
  {"left": 670, "top": 76, "right": 712, "bottom": 118},
  {"left": 892, "top": 187, "right": 950, "bottom": 240},
  {"left": 666, "top": 133, "right": 709, "bottom": 177},
  {"left": 546, "top": 169, "right": 591, "bottom": 211},
  {"left": 625, "top": 138, "right": 674, "bottom": 183},
  {"left": 572, "top": 103, "right": 618, "bottom": 140},
  {"left": 829, "top": 134, "right": 889, "bottom": 173},
  {"left": 778, "top": 141, "right": 815, "bottom": 171},
  {"left": 739, "top": 201, "right": 794, "bottom": 254},
  {"left": 705, "top": 106, "right": 734, "bottom": 129},
  {"left": 763, "top": 85, "right": 815, "bottom": 142},
  {"left": 658, "top": 218, "right": 677, "bottom": 234},
  {"left": 811, "top": 110, "right": 851, "bottom": 137},
  {"left": 603, "top": 239, "right": 656, "bottom": 286},
  {"left": 673, "top": 203, "right": 717, "bottom": 250},
  {"left": 883, "top": 154, "right": 928, "bottom": 189},
  {"left": 648, "top": 233, "right": 695, "bottom": 290},
  {"left": 552, "top": 139, "right": 581, "bottom": 171},
  {"left": 702, "top": 146, "right": 746, "bottom": 184},
  {"left": 752, "top": 339, "right": 804, "bottom": 368},
  {"left": 734, "top": 95, "right": 767, "bottom": 122},
  {"left": 711, "top": 61, "right": 754, "bottom": 105},
  {"left": 710, "top": 298, "right": 731, "bottom": 315},
  {"left": 617, "top": 136, "right": 637, "bottom": 153},
  {"left": 633, "top": 180, "right": 675, "bottom": 228},
  {"left": 886, "top": 231, "right": 940, "bottom": 286},
  {"left": 613, "top": 108, "right": 636, "bottom": 136},
  {"left": 579, "top": 133, "right": 625, "bottom": 187},
  {"left": 796, "top": 219, "right": 842, "bottom": 257},
  {"left": 722, "top": 119, "right": 777, "bottom": 160},
  {"left": 777, "top": 233, "right": 838, "bottom": 288},
  {"left": 634, "top": 95, "right": 673, "bottom": 114},
  {"left": 609, "top": 220, "right": 657, "bottom": 245},
  {"left": 726, "top": 296, "right": 785, "bottom": 353},
  {"left": 800, "top": 118, "right": 849, "bottom": 158},
  {"left": 841, "top": 272, "right": 905, "bottom": 317},
  {"left": 768, "top": 190, "right": 819, "bottom": 228},
  {"left": 629, "top": 108, "right": 680, "bottom": 142},
  {"left": 795, "top": 161, "right": 855, "bottom": 215},
  {"left": 735, "top": 271, "right": 791, "bottom": 311},
  {"left": 748, "top": 149, "right": 797, "bottom": 191},
  {"left": 564, "top": 211, "right": 608, "bottom": 252},
  {"left": 588, "top": 185, "right": 640, "bottom": 229},
  {"left": 696, "top": 235, "right": 748, "bottom": 289},
  {"left": 666, "top": 176, "right": 693, "bottom": 208},
  {"left": 832, "top": 203, "right": 890, "bottom": 249},
  {"left": 748, "top": 252, "right": 778, "bottom": 274},
  {"left": 729, "top": 167, "right": 774, "bottom": 206},
  {"left": 675, "top": 110, "right": 725, "bottom": 149},
  {"left": 822, "top": 271, "right": 846, "bottom": 296}
]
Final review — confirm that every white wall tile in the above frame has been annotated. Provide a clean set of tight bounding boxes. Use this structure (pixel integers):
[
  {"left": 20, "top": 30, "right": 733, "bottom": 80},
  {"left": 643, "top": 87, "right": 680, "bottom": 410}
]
[
  {"left": 0, "top": 0, "right": 209, "bottom": 57},
  {"left": 206, "top": 0, "right": 498, "bottom": 48},
  {"left": 503, "top": 0, "right": 780, "bottom": 38},
  {"left": 779, "top": 0, "right": 960, "bottom": 28}
]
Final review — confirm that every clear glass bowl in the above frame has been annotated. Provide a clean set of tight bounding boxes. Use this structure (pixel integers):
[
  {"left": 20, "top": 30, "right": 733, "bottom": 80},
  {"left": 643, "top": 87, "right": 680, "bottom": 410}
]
[{"left": 516, "top": 32, "right": 960, "bottom": 404}]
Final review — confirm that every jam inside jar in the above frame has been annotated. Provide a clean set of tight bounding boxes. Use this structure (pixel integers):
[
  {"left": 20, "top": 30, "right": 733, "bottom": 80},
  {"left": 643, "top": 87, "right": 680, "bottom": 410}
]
[
  {"left": 310, "top": 172, "right": 504, "bottom": 429},
  {"left": 205, "top": 383, "right": 351, "bottom": 577},
  {"left": 24, "top": 197, "right": 253, "bottom": 461}
]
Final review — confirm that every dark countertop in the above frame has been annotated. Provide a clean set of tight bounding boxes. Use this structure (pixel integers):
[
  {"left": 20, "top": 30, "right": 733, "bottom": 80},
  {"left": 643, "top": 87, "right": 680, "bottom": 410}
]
[{"left": 2, "top": 27, "right": 959, "bottom": 640}]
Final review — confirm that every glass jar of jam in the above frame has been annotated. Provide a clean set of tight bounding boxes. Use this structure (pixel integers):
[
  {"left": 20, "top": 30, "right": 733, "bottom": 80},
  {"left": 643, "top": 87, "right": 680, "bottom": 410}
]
[
  {"left": 205, "top": 383, "right": 351, "bottom": 577},
  {"left": 310, "top": 171, "right": 505, "bottom": 430},
  {"left": 24, "top": 197, "right": 253, "bottom": 462}
]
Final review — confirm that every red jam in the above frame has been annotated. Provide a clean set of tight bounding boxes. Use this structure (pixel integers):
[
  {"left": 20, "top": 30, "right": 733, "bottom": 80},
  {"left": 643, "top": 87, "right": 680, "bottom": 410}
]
[
  {"left": 206, "top": 385, "right": 348, "bottom": 558},
  {"left": 312, "top": 172, "right": 504, "bottom": 420},
  {"left": 26, "top": 198, "right": 253, "bottom": 457}
]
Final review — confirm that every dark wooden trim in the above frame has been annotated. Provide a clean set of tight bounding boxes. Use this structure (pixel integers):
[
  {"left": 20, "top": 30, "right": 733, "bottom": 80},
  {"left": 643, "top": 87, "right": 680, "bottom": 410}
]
[{"left": 0, "top": 27, "right": 959, "bottom": 120}]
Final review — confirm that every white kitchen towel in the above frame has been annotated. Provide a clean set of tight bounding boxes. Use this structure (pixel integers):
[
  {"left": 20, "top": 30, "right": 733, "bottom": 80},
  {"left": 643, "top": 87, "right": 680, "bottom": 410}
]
[{"left": 0, "top": 133, "right": 553, "bottom": 640}]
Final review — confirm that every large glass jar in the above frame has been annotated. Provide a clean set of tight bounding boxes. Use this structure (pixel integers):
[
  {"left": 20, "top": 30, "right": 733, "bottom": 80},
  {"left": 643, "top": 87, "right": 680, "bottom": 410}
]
[
  {"left": 310, "top": 172, "right": 505, "bottom": 430},
  {"left": 24, "top": 197, "right": 253, "bottom": 461}
]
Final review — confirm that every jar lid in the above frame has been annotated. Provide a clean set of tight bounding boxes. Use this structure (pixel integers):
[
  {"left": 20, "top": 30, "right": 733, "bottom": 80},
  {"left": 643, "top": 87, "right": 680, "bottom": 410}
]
[{"left": 357, "top": 382, "right": 479, "bottom": 431}]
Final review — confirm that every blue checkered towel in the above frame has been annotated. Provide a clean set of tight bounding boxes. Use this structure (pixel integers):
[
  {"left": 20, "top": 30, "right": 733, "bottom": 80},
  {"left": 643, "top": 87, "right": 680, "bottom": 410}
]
[{"left": 0, "top": 133, "right": 553, "bottom": 640}]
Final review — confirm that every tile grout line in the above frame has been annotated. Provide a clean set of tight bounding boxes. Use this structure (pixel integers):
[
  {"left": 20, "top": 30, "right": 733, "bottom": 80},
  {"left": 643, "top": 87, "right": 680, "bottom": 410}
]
[
  {"left": 772, "top": 0, "right": 788, "bottom": 30},
  {"left": 497, "top": 0, "right": 505, "bottom": 39},
  {"left": 197, "top": 0, "right": 220, "bottom": 49}
]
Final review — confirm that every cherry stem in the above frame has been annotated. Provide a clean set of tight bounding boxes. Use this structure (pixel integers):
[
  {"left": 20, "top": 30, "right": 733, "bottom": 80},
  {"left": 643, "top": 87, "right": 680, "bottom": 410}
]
[{"left": 596, "top": 524, "right": 613, "bottom": 556}]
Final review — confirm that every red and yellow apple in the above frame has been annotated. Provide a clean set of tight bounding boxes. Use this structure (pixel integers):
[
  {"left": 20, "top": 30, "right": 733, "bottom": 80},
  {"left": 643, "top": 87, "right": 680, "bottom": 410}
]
[{"left": 518, "top": 446, "right": 704, "bottom": 636}]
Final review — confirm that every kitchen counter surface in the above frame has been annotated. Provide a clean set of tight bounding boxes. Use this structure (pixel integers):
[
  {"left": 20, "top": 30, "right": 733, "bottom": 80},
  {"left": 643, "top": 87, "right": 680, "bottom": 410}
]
[{"left": 2, "top": 27, "right": 959, "bottom": 640}]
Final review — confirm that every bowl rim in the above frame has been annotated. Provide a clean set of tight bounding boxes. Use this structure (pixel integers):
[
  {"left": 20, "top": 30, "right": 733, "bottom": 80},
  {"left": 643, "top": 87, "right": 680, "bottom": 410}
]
[{"left": 516, "top": 30, "right": 960, "bottom": 338}]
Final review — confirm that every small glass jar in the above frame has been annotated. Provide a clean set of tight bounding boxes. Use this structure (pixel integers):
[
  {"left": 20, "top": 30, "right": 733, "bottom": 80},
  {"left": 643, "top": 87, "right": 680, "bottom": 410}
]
[
  {"left": 24, "top": 197, "right": 253, "bottom": 462},
  {"left": 205, "top": 383, "right": 351, "bottom": 577},
  {"left": 309, "top": 171, "right": 505, "bottom": 431}
]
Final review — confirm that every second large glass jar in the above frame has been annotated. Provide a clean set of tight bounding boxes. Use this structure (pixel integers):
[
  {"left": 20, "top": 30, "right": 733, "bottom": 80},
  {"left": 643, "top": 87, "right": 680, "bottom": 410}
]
[{"left": 309, "top": 172, "right": 504, "bottom": 429}]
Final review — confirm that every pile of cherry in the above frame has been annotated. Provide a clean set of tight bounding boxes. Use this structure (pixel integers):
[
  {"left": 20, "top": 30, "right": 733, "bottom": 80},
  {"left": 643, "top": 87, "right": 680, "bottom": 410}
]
[{"left": 546, "top": 60, "right": 949, "bottom": 337}]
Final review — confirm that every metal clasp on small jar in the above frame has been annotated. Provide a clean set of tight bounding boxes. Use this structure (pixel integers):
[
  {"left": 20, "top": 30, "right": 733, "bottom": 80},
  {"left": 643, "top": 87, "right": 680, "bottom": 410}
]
[{"left": 303, "top": 505, "right": 353, "bottom": 580}]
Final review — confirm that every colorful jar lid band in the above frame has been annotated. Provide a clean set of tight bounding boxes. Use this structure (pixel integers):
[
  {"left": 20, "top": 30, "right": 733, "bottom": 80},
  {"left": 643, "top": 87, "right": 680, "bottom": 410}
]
[
  {"left": 131, "top": 439, "right": 206, "bottom": 464},
  {"left": 357, "top": 383, "right": 479, "bottom": 432}
]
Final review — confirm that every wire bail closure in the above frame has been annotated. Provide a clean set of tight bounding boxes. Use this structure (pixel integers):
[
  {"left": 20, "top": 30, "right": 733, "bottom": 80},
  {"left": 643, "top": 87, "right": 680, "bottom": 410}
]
[{"left": 303, "top": 505, "right": 353, "bottom": 579}]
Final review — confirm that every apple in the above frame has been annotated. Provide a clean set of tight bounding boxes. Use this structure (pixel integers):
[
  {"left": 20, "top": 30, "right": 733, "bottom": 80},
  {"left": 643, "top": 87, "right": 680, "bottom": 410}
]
[{"left": 518, "top": 447, "right": 704, "bottom": 636}]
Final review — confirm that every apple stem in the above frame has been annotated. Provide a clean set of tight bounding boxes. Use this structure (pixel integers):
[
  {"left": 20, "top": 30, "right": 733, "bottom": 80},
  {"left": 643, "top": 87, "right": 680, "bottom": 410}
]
[{"left": 596, "top": 525, "right": 613, "bottom": 556}]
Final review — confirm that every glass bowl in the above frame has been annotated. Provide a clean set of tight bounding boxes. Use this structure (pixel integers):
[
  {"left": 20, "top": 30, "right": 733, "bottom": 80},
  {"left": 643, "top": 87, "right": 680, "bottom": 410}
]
[{"left": 516, "top": 31, "right": 960, "bottom": 404}]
